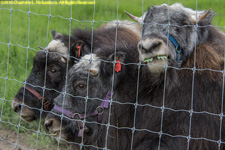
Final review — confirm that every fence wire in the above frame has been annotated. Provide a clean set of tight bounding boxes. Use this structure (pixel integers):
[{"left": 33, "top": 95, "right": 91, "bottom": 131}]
[{"left": 0, "top": 0, "right": 225, "bottom": 150}]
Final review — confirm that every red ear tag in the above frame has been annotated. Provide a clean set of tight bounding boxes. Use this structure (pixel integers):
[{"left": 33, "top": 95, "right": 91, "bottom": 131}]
[
  {"left": 115, "top": 60, "right": 121, "bottom": 72},
  {"left": 77, "top": 46, "right": 81, "bottom": 57}
]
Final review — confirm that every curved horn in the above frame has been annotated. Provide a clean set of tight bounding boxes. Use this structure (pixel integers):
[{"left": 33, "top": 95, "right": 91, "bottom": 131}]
[
  {"left": 191, "top": 9, "right": 211, "bottom": 24},
  {"left": 197, "top": 9, "right": 211, "bottom": 23},
  {"left": 125, "top": 11, "right": 145, "bottom": 23},
  {"left": 61, "top": 56, "right": 67, "bottom": 63},
  {"left": 51, "top": 30, "right": 62, "bottom": 40},
  {"left": 37, "top": 45, "right": 45, "bottom": 50},
  {"left": 90, "top": 69, "right": 98, "bottom": 76},
  {"left": 84, "top": 68, "right": 98, "bottom": 76}
]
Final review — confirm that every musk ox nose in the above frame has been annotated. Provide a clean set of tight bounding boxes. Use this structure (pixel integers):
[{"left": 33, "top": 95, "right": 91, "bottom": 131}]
[
  {"left": 13, "top": 103, "right": 22, "bottom": 113},
  {"left": 45, "top": 119, "right": 53, "bottom": 131},
  {"left": 44, "top": 117, "right": 59, "bottom": 132},
  {"left": 12, "top": 97, "right": 22, "bottom": 113},
  {"left": 138, "top": 38, "right": 163, "bottom": 53}
]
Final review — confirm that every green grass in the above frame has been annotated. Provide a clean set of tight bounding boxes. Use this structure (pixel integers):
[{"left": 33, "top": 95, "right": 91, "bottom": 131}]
[{"left": 0, "top": 0, "right": 225, "bottom": 149}]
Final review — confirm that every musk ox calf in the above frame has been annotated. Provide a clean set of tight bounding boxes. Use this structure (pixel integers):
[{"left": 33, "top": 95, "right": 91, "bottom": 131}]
[
  {"left": 11, "top": 30, "right": 74, "bottom": 122},
  {"left": 12, "top": 21, "right": 141, "bottom": 122},
  {"left": 44, "top": 42, "right": 141, "bottom": 149},
  {"left": 126, "top": 3, "right": 225, "bottom": 149}
]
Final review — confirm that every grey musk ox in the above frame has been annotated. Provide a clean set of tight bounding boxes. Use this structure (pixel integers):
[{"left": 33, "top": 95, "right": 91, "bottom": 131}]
[
  {"left": 126, "top": 3, "right": 225, "bottom": 149},
  {"left": 12, "top": 21, "right": 141, "bottom": 122},
  {"left": 44, "top": 42, "right": 141, "bottom": 149}
]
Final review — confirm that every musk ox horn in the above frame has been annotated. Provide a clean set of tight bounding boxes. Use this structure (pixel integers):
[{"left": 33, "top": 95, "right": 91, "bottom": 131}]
[
  {"left": 197, "top": 9, "right": 211, "bottom": 23},
  {"left": 90, "top": 69, "right": 98, "bottom": 76},
  {"left": 51, "top": 30, "right": 62, "bottom": 40},
  {"left": 84, "top": 68, "right": 98, "bottom": 76},
  {"left": 37, "top": 45, "right": 45, "bottom": 50},
  {"left": 125, "top": 11, "right": 145, "bottom": 23},
  {"left": 191, "top": 9, "right": 211, "bottom": 24},
  {"left": 61, "top": 56, "right": 67, "bottom": 63}
]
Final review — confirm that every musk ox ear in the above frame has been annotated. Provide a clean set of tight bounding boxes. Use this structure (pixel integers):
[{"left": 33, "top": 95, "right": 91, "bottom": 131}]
[
  {"left": 71, "top": 40, "right": 85, "bottom": 58},
  {"left": 106, "top": 52, "right": 126, "bottom": 73},
  {"left": 107, "top": 51, "right": 126, "bottom": 63},
  {"left": 51, "top": 30, "right": 62, "bottom": 40}
]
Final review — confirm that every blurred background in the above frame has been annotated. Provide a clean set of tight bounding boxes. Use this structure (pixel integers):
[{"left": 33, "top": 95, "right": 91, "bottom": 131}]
[{"left": 0, "top": 0, "right": 225, "bottom": 149}]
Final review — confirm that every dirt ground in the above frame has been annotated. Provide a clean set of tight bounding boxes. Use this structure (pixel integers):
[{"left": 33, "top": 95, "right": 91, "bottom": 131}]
[
  {"left": 0, "top": 124, "right": 31, "bottom": 150},
  {"left": 0, "top": 124, "right": 74, "bottom": 150},
  {"left": 0, "top": 124, "right": 61, "bottom": 150}
]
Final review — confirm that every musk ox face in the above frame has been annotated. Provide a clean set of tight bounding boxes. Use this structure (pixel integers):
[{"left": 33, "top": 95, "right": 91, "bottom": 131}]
[
  {"left": 44, "top": 49, "right": 129, "bottom": 143},
  {"left": 126, "top": 3, "right": 214, "bottom": 74},
  {"left": 12, "top": 31, "right": 70, "bottom": 122},
  {"left": 12, "top": 52, "right": 68, "bottom": 122},
  {"left": 140, "top": 4, "right": 197, "bottom": 73},
  {"left": 44, "top": 54, "right": 109, "bottom": 142}
]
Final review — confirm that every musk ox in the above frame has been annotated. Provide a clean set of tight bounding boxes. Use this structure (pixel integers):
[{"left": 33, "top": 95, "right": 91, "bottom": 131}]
[
  {"left": 12, "top": 21, "right": 141, "bottom": 122},
  {"left": 126, "top": 3, "right": 225, "bottom": 149},
  {"left": 11, "top": 30, "right": 74, "bottom": 122},
  {"left": 44, "top": 42, "right": 141, "bottom": 149}
]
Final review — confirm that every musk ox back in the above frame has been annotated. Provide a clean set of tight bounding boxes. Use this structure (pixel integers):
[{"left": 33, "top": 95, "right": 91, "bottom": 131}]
[{"left": 126, "top": 3, "right": 225, "bottom": 149}]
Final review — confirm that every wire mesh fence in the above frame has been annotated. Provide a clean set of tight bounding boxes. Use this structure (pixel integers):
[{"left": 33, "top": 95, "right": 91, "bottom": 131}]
[{"left": 0, "top": 0, "right": 225, "bottom": 150}]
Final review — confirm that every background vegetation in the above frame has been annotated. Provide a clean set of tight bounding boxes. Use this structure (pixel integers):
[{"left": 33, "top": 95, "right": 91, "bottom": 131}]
[{"left": 0, "top": 0, "right": 225, "bottom": 149}]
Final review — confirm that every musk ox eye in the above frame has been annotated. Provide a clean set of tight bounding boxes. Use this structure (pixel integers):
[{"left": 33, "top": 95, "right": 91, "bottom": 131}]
[
  {"left": 77, "top": 83, "right": 86, "bottom": 90},
  {"left": 48, "top": 69, "right": 58, "bottom": 75},
  {"left": 50, "top": 69, "right": 57, "bottom": 73},
  {"left": 47, "top": 65, "right": 60, "bottom": 77}
]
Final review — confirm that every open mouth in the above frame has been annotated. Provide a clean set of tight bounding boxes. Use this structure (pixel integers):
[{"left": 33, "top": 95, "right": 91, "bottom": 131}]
[{"left": 144, "top": 55, "right": 168, "bottom": 63}]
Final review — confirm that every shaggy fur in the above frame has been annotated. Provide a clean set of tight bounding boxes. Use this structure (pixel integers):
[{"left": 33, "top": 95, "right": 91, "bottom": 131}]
[
  {"left": 46, "top": 41, "right": 224, "bottom": 149},
  {"left": 135, "top": 45, "right": 224, "bottom": 150}
]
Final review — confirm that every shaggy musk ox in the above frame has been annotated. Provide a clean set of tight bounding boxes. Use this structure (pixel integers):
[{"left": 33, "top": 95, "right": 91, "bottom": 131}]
[
  {"left": 11, "top": 30, "right": 73, "bottom": 122},
  {"left": 12, "top": 21, "right": 141, "bottom": 122},
  {"left": 44, "top": 43, "right": 141, "bottom": 148},
  {"left": 126, "top": 3, "right": 225, "bottom": 149}
]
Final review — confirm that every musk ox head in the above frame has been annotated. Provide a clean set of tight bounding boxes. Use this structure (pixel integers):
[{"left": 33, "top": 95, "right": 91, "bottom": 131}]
[
  {"left": 126, "top": 3, "right": 215, "bottom": 74},
  {"left": 44, "top": 51, "right": 126, "bottom": 142},
  {"left": 44, "top": 41, "right": 139, "bottom": 144},
  {"left": 12, "top": 30, "right": 72, "bottom": 122}
]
